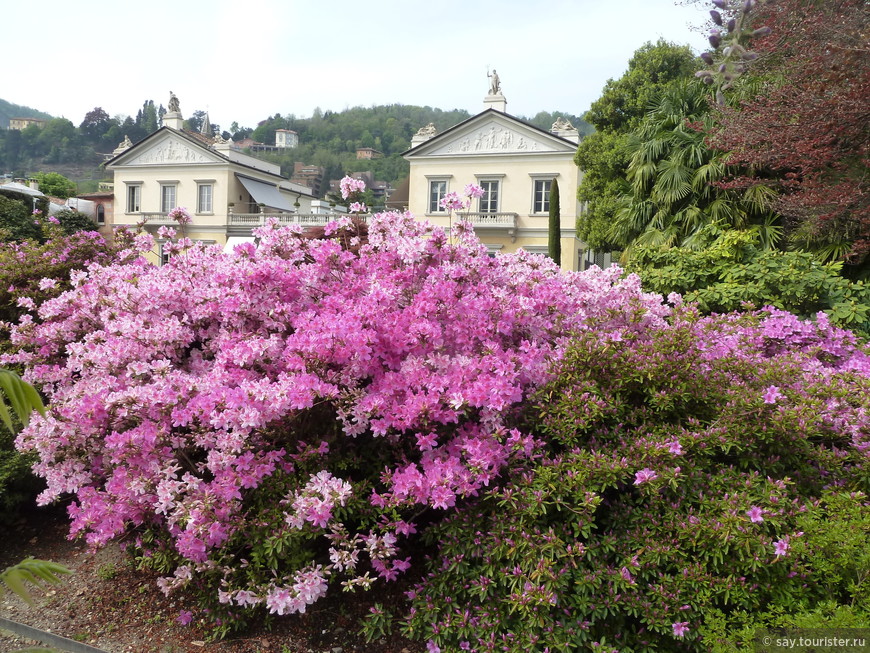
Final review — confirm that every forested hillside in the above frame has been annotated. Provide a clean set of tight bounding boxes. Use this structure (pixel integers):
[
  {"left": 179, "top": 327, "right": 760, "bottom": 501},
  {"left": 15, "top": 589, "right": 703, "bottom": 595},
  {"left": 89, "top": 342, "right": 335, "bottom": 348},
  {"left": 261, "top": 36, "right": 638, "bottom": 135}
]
[
  {"left": 0, "top": 99, "right": 591, "bottom": 195},
  {"left": 0, "top": 99, "right": 53, "bottom": 129}
]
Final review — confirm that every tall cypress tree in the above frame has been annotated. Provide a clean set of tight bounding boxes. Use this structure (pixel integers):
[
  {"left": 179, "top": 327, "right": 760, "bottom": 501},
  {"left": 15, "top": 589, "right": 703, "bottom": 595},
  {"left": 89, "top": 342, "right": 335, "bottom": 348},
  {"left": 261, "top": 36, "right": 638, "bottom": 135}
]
[{"left": 548, "top": 178, "right": 561, "bottom": 266}]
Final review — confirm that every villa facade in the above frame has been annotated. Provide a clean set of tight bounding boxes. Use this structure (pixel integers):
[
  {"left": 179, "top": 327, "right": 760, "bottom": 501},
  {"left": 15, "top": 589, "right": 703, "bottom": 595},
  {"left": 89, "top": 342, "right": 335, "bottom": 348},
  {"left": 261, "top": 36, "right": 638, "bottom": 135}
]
[
  {"left": 105, "top": 103, "right": 317, "bottom": 263},
  {"left": 403, "top": 92, "right": 590, "bottom": 270}
]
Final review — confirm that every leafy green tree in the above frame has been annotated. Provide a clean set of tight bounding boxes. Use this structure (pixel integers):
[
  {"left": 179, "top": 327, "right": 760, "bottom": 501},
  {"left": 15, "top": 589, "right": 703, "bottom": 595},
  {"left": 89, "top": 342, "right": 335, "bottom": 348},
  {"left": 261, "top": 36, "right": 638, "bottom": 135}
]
[
  {"left": 52, "top": 208, "right": 98, "bottom": 234},
  {"left": 610, "top": 79, "right": 778, "bottom": 258},
  {"left": 0, "top": 194, "right": 40, "bottom": 242},
  {"left": 35, "top": 118, "right": 85, "bottom": 164},
  {"left": 585, "top": 39, "right": 698, "bottom": 134},
  {"left": 548, "top": 178, "right": 561, "bottom": 265},
  {"left": 33, "top": 172, "right": 76, "bottom": 199},
  {"left": 79, "top": 106, "right": 111, "bottom": 143},
  {"left": 575, "top": 39, "right": 698, "bottom": 251},
  {"left": 141, "top": 100, "right": 159, "bottom": 134},
  {"left": 1, "top": 127, "right": 22, "bottom": 169},
  {"left": 575, "top": 130, "right": 631, "bottom": 251}
]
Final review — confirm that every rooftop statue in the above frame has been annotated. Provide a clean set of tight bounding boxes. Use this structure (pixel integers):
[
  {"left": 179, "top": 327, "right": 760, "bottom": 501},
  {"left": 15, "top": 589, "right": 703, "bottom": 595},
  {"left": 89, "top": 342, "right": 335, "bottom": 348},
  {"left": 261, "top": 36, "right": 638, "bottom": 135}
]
[
  {"left": 415, "top": 123, "right": 437, "bottom": 137},
  {"left": 168, "top": 91, "right": 180, "bottom": 113},
  {"left": 487, "top": 68, "right": 501, "bottom": 95},
  {"left": 551, "top": 116, "right": 575, "bottom": 131}
]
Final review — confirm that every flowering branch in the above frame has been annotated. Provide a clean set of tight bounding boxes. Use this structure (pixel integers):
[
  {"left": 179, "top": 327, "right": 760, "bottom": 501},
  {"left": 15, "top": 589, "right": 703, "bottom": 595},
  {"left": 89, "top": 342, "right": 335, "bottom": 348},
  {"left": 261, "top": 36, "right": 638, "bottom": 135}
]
[
  {"left": 438, "top": 183, "right": 485, "bottom": 242},
  {"left": 696, "top": 0, "right": 773, "bottom": 104}
]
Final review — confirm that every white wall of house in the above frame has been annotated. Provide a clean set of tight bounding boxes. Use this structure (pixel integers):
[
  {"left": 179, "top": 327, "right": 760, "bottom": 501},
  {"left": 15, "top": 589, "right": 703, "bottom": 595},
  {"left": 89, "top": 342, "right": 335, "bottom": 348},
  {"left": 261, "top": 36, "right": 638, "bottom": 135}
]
[
  {"left": 107, "top": 127, "right": 317, "bottom": 264},
  {"left": 405, "top": 110, "right": 584, "bottom": 270}
]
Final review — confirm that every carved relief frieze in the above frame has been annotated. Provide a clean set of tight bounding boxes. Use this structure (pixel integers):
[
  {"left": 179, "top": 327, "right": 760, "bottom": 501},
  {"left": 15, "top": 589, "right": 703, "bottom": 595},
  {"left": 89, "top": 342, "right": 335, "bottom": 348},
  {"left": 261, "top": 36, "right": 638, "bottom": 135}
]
[
  {"left": 432, "top": 123, "right": 555, "bottom": 156},
  {"left": 127, "top": 138, "right": 214, "bottom": 165}
]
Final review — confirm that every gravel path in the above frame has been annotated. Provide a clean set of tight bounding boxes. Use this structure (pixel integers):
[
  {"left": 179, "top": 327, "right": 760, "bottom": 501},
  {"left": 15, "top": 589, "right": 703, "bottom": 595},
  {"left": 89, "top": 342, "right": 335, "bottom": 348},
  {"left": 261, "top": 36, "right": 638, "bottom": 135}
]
[{"left": 1, "top": 505, "right": 421, "bottom": 653}]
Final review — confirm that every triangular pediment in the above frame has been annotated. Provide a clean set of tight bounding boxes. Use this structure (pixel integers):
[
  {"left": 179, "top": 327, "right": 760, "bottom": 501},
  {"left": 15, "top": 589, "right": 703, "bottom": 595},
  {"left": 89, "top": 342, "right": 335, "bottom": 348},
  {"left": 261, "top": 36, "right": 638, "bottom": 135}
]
[
  {"left": 111, "top": 130, "right": 225, "bottom": 167},
  {"left": 406, "top": 111, "right": 576, "bottom": 158}
]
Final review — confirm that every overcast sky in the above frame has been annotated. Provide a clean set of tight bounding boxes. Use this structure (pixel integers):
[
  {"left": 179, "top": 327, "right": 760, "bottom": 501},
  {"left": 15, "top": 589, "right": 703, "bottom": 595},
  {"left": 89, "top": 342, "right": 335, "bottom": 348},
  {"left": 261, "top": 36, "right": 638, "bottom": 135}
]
[{"left": 4, "top": 0, "right": 709, "bottom": 131}]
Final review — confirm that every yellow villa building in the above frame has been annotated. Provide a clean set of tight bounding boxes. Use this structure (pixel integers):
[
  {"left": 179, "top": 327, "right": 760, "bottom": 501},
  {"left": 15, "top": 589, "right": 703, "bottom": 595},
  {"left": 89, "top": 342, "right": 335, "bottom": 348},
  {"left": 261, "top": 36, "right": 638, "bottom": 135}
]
[
  {"left": 105, "top": 94, "right": 318, "bottom": 263},
  {"left": 403, "top": 81, "right": 604, "bottom": 271}
]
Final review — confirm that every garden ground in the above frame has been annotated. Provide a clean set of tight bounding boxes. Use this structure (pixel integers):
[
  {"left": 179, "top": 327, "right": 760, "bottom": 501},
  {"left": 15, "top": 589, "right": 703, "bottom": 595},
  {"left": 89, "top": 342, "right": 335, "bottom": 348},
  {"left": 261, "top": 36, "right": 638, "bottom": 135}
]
[{"left": 0, "top": 504, "right": 422, "bottom": 653}]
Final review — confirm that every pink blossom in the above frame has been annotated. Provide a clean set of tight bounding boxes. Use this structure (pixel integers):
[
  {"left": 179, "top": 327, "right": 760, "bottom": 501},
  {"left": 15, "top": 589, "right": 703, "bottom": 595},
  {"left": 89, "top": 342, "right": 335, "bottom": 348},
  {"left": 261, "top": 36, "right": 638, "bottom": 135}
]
[
  {"left": 464, "top": 183, "right": 485, "bottom": 199},
  {"left": 672, "top": 622, "right": 690, "bottom": 637},
  {"left": 773, "top": 538, "right": 790, "bottom": 557},
  {"left": 667, "top": 440, "right": 683, "bottom": 455},
  {"left": 167, "top": 206, "right": 192, "bottom": 224},
  {"left": 746, "top": 506, "right": 764, "bottom": 523},
  {"left": 349, "top": 202, "right": 367, "bottom": 213},
  {"left": 763, "top": 385, "right": 783, "bottom": 404},
  {"left": 177, "top": 610, "right": 194, "bottom": 625},
  {"left": 439, "top": 192, "right": 467, "bottom": 212},
  {"left": 12, "top": 203, "right": 867, "bottom": 621},
  {"left": 339, "top": 175, "right": 366, "bottom": 199},
  {"left": 634, "top": 468, "right": 658, "bottom": 485}
]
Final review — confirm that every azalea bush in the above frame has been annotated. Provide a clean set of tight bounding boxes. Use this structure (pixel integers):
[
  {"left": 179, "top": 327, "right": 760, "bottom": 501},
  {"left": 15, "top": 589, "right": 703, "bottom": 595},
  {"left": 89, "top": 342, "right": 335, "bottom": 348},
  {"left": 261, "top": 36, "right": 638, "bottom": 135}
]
[
  {"left": 402, "top": 306, "right": 870, "bottom": 651},
  {"left": 2, "top": 194, "right": 671, "bottom": 635},
  {"left": 0, "top": 224, "right": 124, "bottom": 521},
  {"left": 0, "top": 223, "right": 123, "bottom": 348}
]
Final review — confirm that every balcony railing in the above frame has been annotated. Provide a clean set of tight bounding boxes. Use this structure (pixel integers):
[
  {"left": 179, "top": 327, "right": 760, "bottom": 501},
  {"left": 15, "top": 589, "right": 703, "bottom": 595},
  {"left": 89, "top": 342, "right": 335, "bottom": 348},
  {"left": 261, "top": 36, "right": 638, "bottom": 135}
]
[
  {"left": 227, "top": 213, "right": 369, "bottom": 227},
  {"left": 135, "top": 212, "right": 368, "bottom": 228},
  {"left": 137, "top": 213, "right": 177, "bottom": 225},
  {"left": 460, "top": 212, "right": 518, "bottom": 228},
  {"left": 134, "top": 210, "right": 516, "bottom": 236}
]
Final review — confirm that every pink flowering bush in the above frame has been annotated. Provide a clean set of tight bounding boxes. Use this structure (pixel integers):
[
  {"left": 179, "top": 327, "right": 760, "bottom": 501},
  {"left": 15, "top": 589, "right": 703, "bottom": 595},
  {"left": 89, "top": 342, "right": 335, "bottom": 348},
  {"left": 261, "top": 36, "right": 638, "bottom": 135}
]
[
  {"left": 0, "top": 225, "right": 124, "bottom": 349},
  {"left": 3, "top": 209, "right": 670, "bottom": 635},
  {"left": 402, "top": 307, "right": 870, "bottom": 651},
  {"left": 0, "top": 225, "right": 125, "bottom": 521}
]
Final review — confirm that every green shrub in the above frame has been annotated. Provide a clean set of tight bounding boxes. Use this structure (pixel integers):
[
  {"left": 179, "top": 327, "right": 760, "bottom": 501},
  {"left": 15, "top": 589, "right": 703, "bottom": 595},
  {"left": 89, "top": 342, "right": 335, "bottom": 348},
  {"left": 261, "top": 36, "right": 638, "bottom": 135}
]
[
  {"left": 627, "top": 230, "right": 870, "bottom": 338},
  {"left": 400, "top": 309, "right": 870, "bottom": 652},
  {"left": 52, "top": 208, "right": 98, "bottom": 235}
]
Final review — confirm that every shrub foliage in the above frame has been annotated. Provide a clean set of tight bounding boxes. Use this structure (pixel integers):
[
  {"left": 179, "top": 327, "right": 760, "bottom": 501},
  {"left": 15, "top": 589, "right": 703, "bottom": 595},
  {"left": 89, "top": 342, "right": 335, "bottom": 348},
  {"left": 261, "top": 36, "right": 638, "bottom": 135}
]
[
  {"left": 403, "top": 307, "right": 870, "bottom": 651},
  {"left": 3, "top": 203, "right": 869, "bottom": 650}
]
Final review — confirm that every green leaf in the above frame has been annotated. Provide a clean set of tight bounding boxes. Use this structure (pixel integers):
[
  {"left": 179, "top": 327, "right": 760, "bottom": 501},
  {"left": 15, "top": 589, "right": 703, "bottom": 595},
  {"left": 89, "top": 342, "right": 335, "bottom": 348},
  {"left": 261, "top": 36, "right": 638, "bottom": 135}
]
[
  {"left": 0, "top": 369, "right": 44, "bottom": 433},
  {"left": 1, "top": 558, "right": 71, "bottom": 605}
]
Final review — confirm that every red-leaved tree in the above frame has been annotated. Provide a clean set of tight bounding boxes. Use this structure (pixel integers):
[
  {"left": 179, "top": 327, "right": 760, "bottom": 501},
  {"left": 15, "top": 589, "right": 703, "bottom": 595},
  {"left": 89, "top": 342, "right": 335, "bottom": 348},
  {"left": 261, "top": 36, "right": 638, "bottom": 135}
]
[{"left": 709, "top": 0, "right": 869, "bottom": 266}]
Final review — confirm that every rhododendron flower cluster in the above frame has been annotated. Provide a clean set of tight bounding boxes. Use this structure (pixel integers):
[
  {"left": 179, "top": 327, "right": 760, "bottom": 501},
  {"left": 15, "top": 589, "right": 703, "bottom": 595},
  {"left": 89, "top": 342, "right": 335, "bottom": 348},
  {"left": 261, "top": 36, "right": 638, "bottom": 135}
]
[
  {"left": 4, "top": 208, "right": 671, "bottom": 620},
  {"left": 167, "top": 206, "right": 192, "bottom": 225},
  {"left": 339, "top": 175, "right": 366, "bottom": 199}
]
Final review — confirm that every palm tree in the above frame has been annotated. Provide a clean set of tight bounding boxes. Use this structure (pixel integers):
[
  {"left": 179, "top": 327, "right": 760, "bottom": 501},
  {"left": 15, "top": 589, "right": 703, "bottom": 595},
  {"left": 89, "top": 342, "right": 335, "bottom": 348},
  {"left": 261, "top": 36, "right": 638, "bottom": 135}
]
[{"left": 609, "top": 80, "right": 780, "bottom": 261}]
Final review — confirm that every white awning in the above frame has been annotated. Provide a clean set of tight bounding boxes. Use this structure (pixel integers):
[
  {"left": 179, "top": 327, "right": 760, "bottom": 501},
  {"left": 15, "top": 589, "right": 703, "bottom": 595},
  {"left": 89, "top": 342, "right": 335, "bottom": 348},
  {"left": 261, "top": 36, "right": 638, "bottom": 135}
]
[
  {"left": 0, "top": 182, "right": 44, "bottom": 197},
  {"left": 237, "top": 176, "right": 295, "bottom": 212}
]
